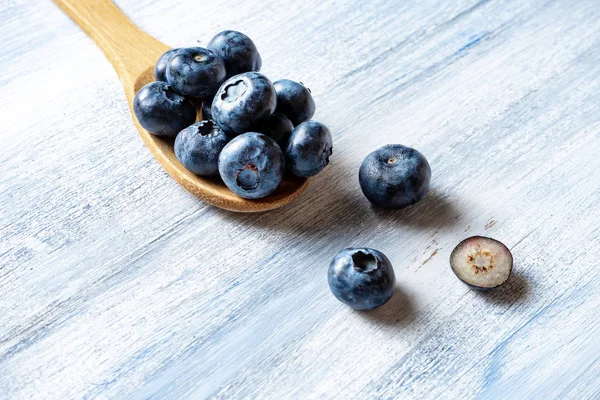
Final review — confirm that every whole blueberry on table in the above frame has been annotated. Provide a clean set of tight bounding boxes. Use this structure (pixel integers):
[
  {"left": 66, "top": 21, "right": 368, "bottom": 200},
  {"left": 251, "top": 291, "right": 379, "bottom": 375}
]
[
  {"left": 212, "top": 72, "right": 276, "bottom": 135},
  {"left": 166, "top": 47, "right": 227, "bottom": 97},
  {"left": 133, "top": 81, "right": 196, "bottom": 137},
  {"left": 285, "top": 121, "right": 333, "bottom": 178},
  {"left": 174, "top": 120, "right": 229, "bottom": 176},
  {"left": 154, "top": 48, "right": 181, "bottom": 82},
  {"left": 218, "top": 132, "right": 284, "bottom": 199},
  {"left": 359, "top": 144, "right": 431, "bottom": 209},
  {"left": 328, "top": 248, "right": 395, "bottom": 310},
  {"left": 252, "top": 113, "right": 294, "bottom": 149},
  {"left": 273, "top": 79, "right": 316, "bottom": 125},
  {"left": 207, "top": 30, "right": 262, "bottom": 78}
]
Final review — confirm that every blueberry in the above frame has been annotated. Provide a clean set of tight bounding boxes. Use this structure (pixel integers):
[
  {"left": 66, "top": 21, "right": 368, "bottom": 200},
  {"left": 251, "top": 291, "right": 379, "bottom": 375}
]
[
  {"left": 207, "top": 30, "right": 262, "bottom": 78},
  {"left": 359, "top": 144, "right": 431, "bottom": 209},
  {"left": 166, "top": 47, "right": 227, "bottom": 97},
  {"left": 212, "top": 72, "right": 276, "bottom": 135},
  {"left": 201, "top": 96, "right": 214, "bottom": 120},
  {"left": 154, "top": 48, "right": 181, "bottom": 82},
  {"left": 273, "top": 79, "right": 316, "bottom": 125},
  {"left": 450, "top": 236, "right": 513, "bottom": 290},
  {"left": 133, "top": 81, "right": 196, "bottom": 137},
  {"left": 174, "top": 120, "right": 229, "bottom": 176},
  {"left": 285, "top": 121, "right": 332, "bottom": 178},
  {"left": 328, "top": 248, "right": 395, "bottom": 310},
  {"left": 252, "top": 113, "right": 294, "bottom": 149},
  {"left": 218, "top": 132, "right": 284, "bottom": 199}
]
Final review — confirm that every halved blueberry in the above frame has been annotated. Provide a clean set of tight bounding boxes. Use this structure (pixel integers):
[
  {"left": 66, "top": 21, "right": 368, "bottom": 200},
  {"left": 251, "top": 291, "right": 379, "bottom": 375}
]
[{"left": 450, "top": 236, "right": 513, "bottom": 290}]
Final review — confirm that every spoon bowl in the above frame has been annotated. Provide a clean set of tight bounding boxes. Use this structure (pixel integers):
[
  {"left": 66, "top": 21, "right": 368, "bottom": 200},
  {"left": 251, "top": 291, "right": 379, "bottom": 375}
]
[{"left": 54, "top": 0, "right": 308, "bottom": 212}]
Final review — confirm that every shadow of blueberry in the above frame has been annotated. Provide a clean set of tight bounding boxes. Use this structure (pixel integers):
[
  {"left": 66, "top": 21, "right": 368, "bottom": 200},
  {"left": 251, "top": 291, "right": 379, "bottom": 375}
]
[
  {"left": 369, "top": 188, "right": 463, "bottom": 229},
  {"left": 475, "top": 270, "right": 530, "bottom": 305},
  {"left": 359, "top": 285, "right": 415, "bottom": 327}
]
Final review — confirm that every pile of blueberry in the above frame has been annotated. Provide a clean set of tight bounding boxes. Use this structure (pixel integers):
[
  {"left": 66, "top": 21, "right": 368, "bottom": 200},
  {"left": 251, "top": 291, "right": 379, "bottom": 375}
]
[
  {"left": 133, "top": 31, "right": 332, "bottom": 200},
  {"left": 132, "top": 31, "right": 513, "bottom": 310}
]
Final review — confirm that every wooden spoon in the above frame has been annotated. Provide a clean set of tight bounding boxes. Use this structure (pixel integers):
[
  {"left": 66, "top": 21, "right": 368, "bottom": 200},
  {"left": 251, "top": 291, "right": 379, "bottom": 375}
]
[{"left": 53, "top": 0, "right": 308, "bottom": 212}]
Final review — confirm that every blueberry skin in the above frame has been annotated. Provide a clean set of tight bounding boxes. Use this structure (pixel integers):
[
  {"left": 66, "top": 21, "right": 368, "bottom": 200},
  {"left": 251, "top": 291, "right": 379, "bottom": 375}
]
[
  {"left": 218, "top": 132, "right": 284, "bottom": 199},
  {"left": 285, "top": 121, "right": 332, "bottom": 178},
  {"left": 174, "top": 120, "right": 229, "bottom": 176},
  {"left": 133, "top": 81, "right": 197, "bottom": 137},
  {"left": 201, "top": 96, "right": 214, "bottom": 120},
  {"left": 328, "top": 248, "right": 395, "bottom": 310},
  {"left": 166, "top": 47, "right": 227, "bottom": 97},
  {"left": 212, "top": 72, "right": 276, "bottom": 135},
  {"left": 154, "top": 48, "right": 181, "bottom": 82},
  {"left": 252, "top": 113, "right": 294, "bottom": 149},
  {"left": 207, "top": 30, "right": 262, "bottom": 78},
  {"left": 273, "top": 79, "right": 316, "bottom": 125},
  {"left": 359, "top": 144, "right": 431, "bottom": 209}
]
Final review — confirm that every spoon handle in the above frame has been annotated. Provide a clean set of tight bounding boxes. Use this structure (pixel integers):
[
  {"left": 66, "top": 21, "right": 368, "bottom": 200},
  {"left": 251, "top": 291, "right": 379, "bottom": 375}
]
[{"left": 53, "top": 0, "right": 168, "bottom": 84}]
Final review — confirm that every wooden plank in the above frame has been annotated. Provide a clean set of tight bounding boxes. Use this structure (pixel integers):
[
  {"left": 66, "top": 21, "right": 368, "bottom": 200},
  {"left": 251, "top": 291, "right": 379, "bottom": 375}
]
[{"left": 1, "top": 0, "right": 599, "bottom": 398}]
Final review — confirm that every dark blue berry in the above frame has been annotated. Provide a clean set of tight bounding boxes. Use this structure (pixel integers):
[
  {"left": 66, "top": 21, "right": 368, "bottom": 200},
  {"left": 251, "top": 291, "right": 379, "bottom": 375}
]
[
  {"left": 252, "top": 113, "right": 294, "bottom": 149},
  {"left": 328, "top": 248, "right": 395, "bottom": 310},
  {"left": 212, "top": 72, "right": 276, "bottom": 135},
  {"left": 207, "top": 30, "right": 262, "bottom": 78},
  {"left": 201, "top": 96, "right": 214, "bottom": 120},
  {"left": 154, "top": 48, "right": 181, "bottom": 82},
  {"left": 218, "top": 132, "right": 284, "bottom": 199},
  {"left": 166, "top": 47, "right": 226, "bottom": 97},
  {"left": 273, "top": 79, "right": 316, "bottom": 125},
  {"left": 285, "top": 121, "right": 332, "bottom": 177},
  {"left": 359, "top": 144, "right": 431, "bottom": 209},
  {"left": 133, "top": 81, "right": 196, "bottom": 137},
  {"left": 174, "top": 120, "right": 229, "bottom": 176}
]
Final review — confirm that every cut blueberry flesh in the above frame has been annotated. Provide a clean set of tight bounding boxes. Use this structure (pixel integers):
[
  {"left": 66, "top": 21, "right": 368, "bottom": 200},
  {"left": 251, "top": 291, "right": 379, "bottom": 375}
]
[
  {"left": 174, "top": 120, "right": 229, "bottom": 176},
  {"left": 328, "top": 248, "right": 395, "bottom": 310},
  {"left": 133, "top": 81, "right": 196, "bottom": 137},
  {"left": 285, "top": 121, "right": 333, "bottom": 178},
  {"left": 359, "top": 144, "right": 431, "bottom": 209},
  {"left": 207, "top": 30, "right": 262, "bottom": 78},
  {"left": 450, "top": 236, "right": 513, "bottom": 290},
  {"left": 218, "top": 132, "right": 284, "bottom": 199},
  {"left": 154, "top": 48, "right": 181, "bottom": 82},
  {"left": 212, "top": 72, "right": 276, "bottom": 135},
  {"left": 166, "top": 47, "right": 227, "bottom": 97},
  {"left": 273, "top": 79, "right": 316, "bottom": 125}
]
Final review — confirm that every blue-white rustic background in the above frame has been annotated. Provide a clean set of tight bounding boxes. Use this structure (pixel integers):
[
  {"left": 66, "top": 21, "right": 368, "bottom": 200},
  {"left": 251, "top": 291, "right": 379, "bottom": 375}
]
[{"left": 1, "top": 0, "right": 599, "bottom": 398}]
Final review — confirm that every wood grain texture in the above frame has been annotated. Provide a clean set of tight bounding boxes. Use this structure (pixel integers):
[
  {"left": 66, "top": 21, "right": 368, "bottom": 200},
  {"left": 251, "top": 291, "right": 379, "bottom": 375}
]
[{"left": 1, "top": 0, "right": 599, "bottom": 398}]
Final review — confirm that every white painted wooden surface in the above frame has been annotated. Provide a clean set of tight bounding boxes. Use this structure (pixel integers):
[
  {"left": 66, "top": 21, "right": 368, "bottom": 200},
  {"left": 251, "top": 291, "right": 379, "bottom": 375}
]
[{"left": 1, "top": 0, "right": 599, "bottom": 398}]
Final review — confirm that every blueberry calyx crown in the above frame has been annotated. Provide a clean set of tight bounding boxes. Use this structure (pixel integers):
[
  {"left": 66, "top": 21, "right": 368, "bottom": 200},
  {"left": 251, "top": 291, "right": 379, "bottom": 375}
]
[
  {"left": 196, "top": 120, "right": 218, "bottom": 136},
  {"left": 162, "top": 85, "right": 184, "bottom": 103},
  {"left": 351, "top": 250, "right": 378, "bottom": 273},
  {"left": 222, "top": 80, "right": 248, "bottom": 103},
  {"left": 235, "top": 164, "right": 259, "bottom": 190}
]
